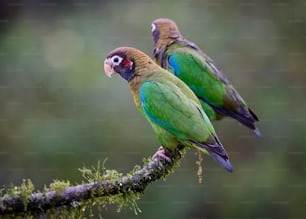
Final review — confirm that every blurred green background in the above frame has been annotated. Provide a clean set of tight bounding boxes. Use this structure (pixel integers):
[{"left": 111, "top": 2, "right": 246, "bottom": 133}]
[{"left": 0, "top": 0, "right": 305, "bottom": 218}]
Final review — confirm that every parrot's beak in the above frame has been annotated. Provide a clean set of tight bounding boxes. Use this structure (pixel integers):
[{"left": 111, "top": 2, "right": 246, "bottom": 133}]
[{"left": 104, "top": 58, "right": 116, "bottom": 78}]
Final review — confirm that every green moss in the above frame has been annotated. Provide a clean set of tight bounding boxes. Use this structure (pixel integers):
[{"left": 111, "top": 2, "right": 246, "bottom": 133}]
[
  {"left": 79, "top": 160, "right": 106, "bottom": 183},
  {"left": 78, "top": 159, "right": 141, "bottom": 215},
  {"left": 0, "top": 179, "right": 35, "bottom": 212},
  {"left": 46, "top": 179, "right": 71, "bottom": 195},
  {"left": 19, "top": 179, "right": 35, "bottom": 210},
  {"left": 0, "top": 155, "right": 178, "bottom": 218},
  {"left": 78, "top": 159, "right": 123, "bottom": 183}
]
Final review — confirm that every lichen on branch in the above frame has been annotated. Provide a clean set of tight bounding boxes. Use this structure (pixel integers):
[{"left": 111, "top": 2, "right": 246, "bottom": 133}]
[{"left": 0, "top": 147, "right": 182, "bottom": 218}]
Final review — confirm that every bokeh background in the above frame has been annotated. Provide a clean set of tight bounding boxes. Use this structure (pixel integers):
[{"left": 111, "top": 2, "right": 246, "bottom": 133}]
[{"left": 0, "top": 0, "right": 305, "bottom": 218}]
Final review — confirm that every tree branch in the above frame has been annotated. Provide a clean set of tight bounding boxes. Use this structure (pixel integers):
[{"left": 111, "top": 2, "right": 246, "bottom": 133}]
[{"left": 0, "top": 147, "right": 182, "bottom": 216}]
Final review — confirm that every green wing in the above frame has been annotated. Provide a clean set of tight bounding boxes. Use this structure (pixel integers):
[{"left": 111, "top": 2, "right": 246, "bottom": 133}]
[
  {"left": 166, "top": 46, "right": 228, "bottom": 106},
  {"left": 139, "top": 79, "right": 233, "bottom": 172},
  {"left": 139, "top": 80, "right": 213, "bottom": 142},
  {"left": 163, "top": 44, "right": 260, "bottom": 134}
]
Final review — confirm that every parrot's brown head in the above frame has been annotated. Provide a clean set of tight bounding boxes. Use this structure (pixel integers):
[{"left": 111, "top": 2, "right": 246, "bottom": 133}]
[
  {"left": 104, "top": 47, "right": 156, "bottom": 83},
  {"left": 151, "top": 18, "right": 182, "bottom": 47}
]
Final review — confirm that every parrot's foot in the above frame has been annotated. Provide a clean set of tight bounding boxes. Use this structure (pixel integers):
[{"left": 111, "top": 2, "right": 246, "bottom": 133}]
[{"left": 152, "top": 146, "right": 172, "bottom": 163}]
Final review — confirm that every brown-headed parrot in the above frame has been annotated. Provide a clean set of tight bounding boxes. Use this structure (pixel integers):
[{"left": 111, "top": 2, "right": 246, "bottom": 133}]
[
  {"left": 104, "top": 47, "right": 233, "bottom": 172},
  {"left": 151, "top": 18, "right": 261, "bottom": 136}
]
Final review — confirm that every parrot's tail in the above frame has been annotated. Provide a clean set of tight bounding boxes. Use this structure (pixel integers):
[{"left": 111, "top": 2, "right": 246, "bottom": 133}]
[
  {"left": 187, "top": 139, "right": 233, "bottom": 172},
  {"left": 199, "top": 97, "right": 261, "bottom": 137},
  {"left": 209, "top": 150, "right": 233, "bottom": 172},
  {"left": 227, "top": 108, "right": 261, "bottom": 137},
  {"left": 210, "top": 103, "right": 261, "bottom": 137}
]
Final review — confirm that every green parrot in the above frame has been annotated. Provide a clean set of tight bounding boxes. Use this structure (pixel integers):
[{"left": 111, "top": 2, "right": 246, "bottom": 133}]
[
  {"left": 104, "top": 47, "right": 233, "bottom": 172},
  {"left": 151, "top": 18, "right": 261, "bottom": 136}
]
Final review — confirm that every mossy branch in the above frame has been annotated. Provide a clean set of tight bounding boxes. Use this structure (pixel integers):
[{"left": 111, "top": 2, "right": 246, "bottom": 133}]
[{"left": 0, "top": 147, "right": 182, "bottom": 217}]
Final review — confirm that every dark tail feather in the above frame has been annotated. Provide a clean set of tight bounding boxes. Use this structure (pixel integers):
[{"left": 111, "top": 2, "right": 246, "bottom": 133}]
[
  {"left": 210, "top": 151, "right": 233, "bottom": 172},
  {"left": 213, "top": 105, "right": 257, "bottom": 130},
  {"left": 202, "top": 99, "right": 261, "bottom": 137},
  {"left": 248, "top": 108, "right": 259, "bottom": 122},
  {"left": 187, "top": 139, "right": 233, "bottom": 172},
  {"left": 247, "top": 108, "right": 262, "bottom": 136}
]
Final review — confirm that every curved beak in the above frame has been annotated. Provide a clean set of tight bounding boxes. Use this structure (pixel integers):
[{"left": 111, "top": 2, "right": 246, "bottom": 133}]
[{"left": 104, "top": 58, "right": 116, "bottom": 78}]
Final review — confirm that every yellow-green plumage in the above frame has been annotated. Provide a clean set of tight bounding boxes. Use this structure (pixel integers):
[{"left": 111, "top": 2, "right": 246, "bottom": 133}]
[{"left": 105, "top": 47, "right": 233, "bottom": 172}]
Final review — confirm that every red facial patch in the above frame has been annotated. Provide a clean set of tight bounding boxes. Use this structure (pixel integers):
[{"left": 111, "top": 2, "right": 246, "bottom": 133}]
[{"left": 122, "top": 59, "right": 132, "bottom": 68}]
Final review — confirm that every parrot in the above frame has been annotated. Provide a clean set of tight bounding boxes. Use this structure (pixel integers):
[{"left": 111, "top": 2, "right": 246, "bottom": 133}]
[
  {"left": 104, "top": 47, "right": 233, "bottom": 172},
  {"left": 151, "top": 18, "right": 261, "bottom": 136}
]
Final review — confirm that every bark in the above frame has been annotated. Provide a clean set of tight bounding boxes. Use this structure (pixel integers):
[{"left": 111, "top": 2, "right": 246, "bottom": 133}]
[{"left": 0, "top": 147, "right": 181, "bottom": 216}]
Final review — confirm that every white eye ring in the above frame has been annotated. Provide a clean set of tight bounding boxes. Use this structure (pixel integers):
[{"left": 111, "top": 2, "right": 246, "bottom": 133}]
[
  {"left": 151, "top": 23, "right": 156, "bottom": 32},
  {"left": 111, "top": 55, "right": 123, "bottom": 65}
]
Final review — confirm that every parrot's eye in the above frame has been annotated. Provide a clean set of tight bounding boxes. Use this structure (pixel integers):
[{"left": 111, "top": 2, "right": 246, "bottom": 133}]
[
  {"left": 151, "top": 23, "right": 156, "bottom": 32},
  {"left": 111, "top": 55, "right": 123, "bottom": 65}
]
